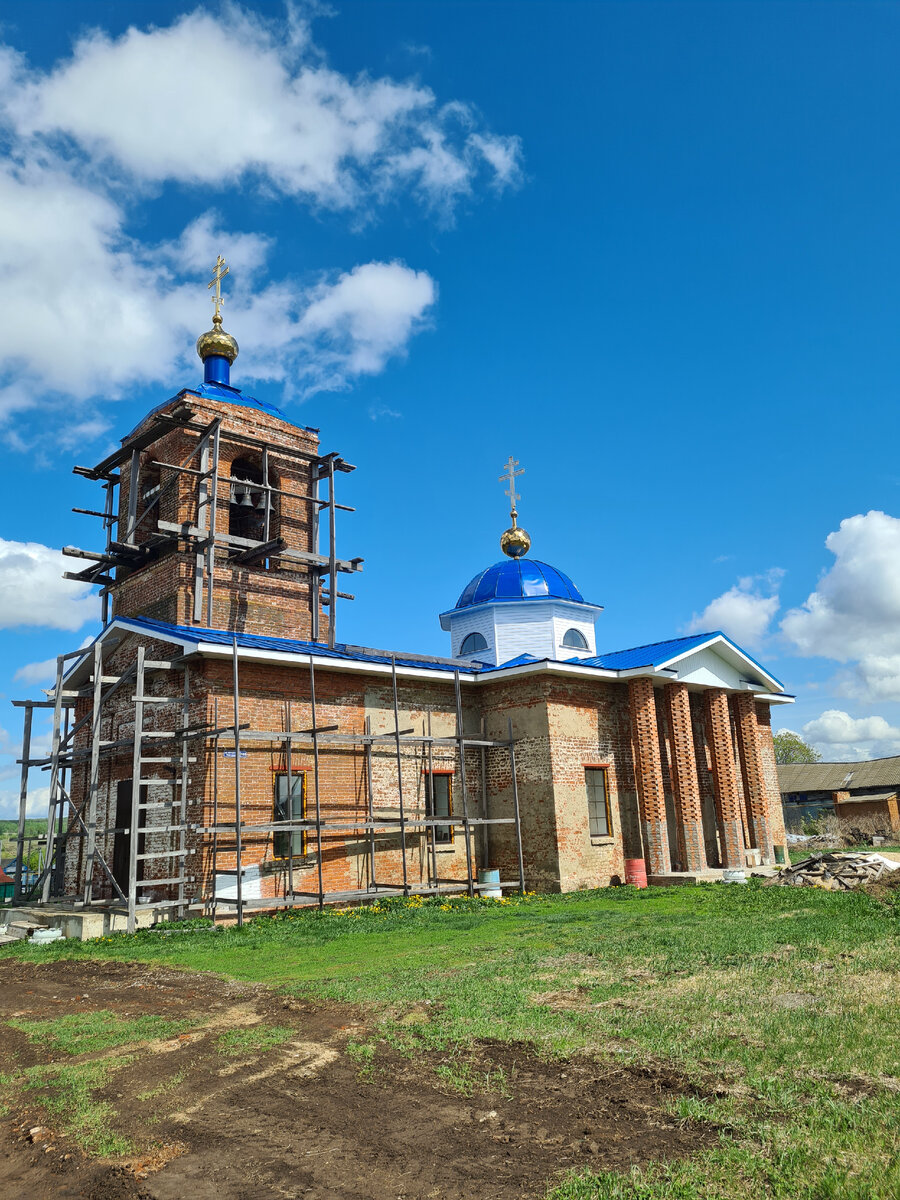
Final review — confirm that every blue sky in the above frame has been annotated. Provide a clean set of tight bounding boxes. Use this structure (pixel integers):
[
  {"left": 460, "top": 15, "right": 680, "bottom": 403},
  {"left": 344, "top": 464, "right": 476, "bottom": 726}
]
[{"left": 4, "top": 0, "right": 900, "bottom": 816}]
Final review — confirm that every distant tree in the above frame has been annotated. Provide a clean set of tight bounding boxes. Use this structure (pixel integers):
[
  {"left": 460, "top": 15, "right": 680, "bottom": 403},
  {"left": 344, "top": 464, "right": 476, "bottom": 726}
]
[{"left": 773, "top": 730, "right": 822, "bottom": 764}]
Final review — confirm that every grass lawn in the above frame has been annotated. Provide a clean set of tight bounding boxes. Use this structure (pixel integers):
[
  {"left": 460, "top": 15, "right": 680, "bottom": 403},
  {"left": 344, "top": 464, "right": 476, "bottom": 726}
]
[{"left": 2, "top": 882, "right": 900, "bottom": 1198}]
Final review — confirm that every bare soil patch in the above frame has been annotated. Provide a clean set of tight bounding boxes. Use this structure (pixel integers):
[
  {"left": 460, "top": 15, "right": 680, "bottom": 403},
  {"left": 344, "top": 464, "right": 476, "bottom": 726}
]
[{"left": 0, "top": 959, "right": 714, "bottom": 1199}]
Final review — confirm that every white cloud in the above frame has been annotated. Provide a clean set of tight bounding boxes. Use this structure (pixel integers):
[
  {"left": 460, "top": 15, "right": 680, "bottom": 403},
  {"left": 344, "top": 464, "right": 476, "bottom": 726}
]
[
  {"left": 368, "top": 403, "right": 402, "bottom": 421},
  {"left": 686, "top": 569, "right": 783, "bottom": 648},
  {"left": 0, "top": 161, "right": 198, "bottom": 403},
  {"left": 0, "top": 783, "right": 49, "bottom": 822},
  {"left": 298, "top": 261, "right": 435, "bottom": 378},
  {"left": 14, "top": 635, "right": 94, "bottom": 685},
  {"left": 801, "top": 709, "right": 900, "bottom": 761},
  {"left": 6, "top": 8, "right": 519, "bottom": 210},
  {"left": 0, "top": 168, "right": 436, "bottom": 407},
  {"left": 13, "top": 657, "right": 58, "bottom": 686},
  {"left": 782, "top": 511, "right": 900, "bottom": 701},
  {"left": 0, "top": 6, "right": 516, "bottom": 430},
  {"left": 0, "top": 539, "right": 100, "bottom": 631}
]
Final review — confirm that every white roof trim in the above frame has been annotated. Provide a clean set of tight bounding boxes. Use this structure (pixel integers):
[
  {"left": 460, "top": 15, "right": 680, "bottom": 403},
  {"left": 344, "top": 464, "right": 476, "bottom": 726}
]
[
  {"left": 653, "top": 634, "right": 784, "bottom": 693},
  {"left": 64, "top": 618, "right": 790, "bottom": 701}
]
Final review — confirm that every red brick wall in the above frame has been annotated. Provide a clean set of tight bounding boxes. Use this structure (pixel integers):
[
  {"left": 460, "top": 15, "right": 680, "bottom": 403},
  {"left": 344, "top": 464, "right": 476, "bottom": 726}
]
[
  {"left": 732, "top": 692, "right": 776, "bottom": 861},
  {"left": 111, "top": 392, "right": 329, "bottom": 640},
  {"left": 541, "top": 677, "right": 633, "bottom": 891},
  {"left": 61, "top": 621, "right": 795, "bottom": 905},
  {"left": 704, "top": 690, "right": 746, "bottom": 868},
  {"left": 663, "top": 682, "right": 706, "bottom": 871},
  {"left": 628, "top": 677, "right": 671, "bottom": 875},
  {"left": 755, "top": 704, "right": 787, "bottom": 852}
]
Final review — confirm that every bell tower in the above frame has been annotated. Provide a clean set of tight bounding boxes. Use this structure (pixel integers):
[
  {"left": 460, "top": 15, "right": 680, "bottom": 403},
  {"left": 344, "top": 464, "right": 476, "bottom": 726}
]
[{"left": 64, "top": 259, "right": 363, "bottom": 645}]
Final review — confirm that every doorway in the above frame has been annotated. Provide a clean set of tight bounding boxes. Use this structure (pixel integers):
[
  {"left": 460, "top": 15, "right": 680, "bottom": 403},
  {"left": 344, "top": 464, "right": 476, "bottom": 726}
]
[{"left": 112, "top": 780, "right": 145, "bottom": 895}]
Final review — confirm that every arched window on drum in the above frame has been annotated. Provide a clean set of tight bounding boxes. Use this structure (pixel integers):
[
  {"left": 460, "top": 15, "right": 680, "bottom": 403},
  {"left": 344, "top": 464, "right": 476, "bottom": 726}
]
[{"left": 459, "top": 631, "right": 488, "bottom": 656}]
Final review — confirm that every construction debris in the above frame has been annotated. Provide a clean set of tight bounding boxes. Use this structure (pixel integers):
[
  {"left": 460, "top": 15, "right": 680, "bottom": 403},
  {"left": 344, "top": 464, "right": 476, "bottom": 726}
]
[{"left": 764, "top": 852, "right": 900, "bottom": 891}]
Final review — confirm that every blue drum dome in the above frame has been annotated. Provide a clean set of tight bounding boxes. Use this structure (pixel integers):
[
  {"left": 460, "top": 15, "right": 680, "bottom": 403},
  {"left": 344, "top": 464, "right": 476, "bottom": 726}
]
[{"left": 455, "top": 558, "right": 586, "bottom": 609}]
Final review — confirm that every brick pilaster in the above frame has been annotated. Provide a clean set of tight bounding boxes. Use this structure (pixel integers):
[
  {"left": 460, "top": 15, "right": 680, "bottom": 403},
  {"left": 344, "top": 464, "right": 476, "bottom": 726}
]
[
  {"left": 663, "top": 683, "right": 707, "bottom": 872},
  {"left": 628, "top": 677, "right": 671, "bottom": 875},
  {"left": 732, "top": 692, "right": 775, "bottom": 863},
  {"left": 704, "top": 689, "right": 745, "bottom": 868}
]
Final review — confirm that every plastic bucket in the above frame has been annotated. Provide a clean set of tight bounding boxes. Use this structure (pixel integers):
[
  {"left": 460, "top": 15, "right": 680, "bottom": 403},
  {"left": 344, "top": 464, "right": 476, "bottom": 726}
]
[
  {"left": 477, "top": 867, "right": 502, "bottom": 900},
  {"left": 624, "top": 858, "right": 648, "bottom": 889},
  {"left": 774, "top": 844, "right": 786, "bottom": 864},
  {"left": 722, "top": 868, "right": 747, "bottom": 885}
]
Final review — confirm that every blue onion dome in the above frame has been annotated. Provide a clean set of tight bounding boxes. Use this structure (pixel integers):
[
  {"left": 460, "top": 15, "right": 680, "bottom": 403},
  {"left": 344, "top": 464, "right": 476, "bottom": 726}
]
[{"left": 455, "top": 558, "right": 586, "bottom": 609}]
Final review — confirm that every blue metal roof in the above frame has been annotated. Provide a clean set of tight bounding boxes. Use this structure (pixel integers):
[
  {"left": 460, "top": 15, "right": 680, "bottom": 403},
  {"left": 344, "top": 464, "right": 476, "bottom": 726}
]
[
  {"left": 124, "top": 382, "right": 317, "bottom": 441},
  {"left": 585, "top": 632, "right": 717, "bottom": 670},
  {"left": 579, "top": 630, "right": 784, "bottom": 687},
  {"left": 97, "top": 619, "right": 782, "bottom": 690},
  {"left": 454, "top": 559, "right": 587, "bottom": 609},
  {"left": 112, "top": 617, "right": 483, "bottom": 675}
]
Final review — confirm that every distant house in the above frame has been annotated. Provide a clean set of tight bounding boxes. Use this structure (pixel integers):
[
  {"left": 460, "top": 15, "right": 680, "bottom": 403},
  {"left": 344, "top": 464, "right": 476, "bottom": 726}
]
[{"left": 778, "top": 757, "right": 900, "bottom": 834}]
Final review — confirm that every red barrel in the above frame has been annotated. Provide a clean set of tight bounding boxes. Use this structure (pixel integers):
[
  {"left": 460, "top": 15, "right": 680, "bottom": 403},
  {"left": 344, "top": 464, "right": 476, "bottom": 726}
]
[{"left": 624, "top": 858, "right": 648, "bottom": 888}]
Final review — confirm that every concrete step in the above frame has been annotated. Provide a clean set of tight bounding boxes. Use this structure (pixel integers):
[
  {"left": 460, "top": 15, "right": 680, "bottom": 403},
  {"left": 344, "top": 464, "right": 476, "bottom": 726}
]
[
  {"left": 4, "top": 923, "right": 37, "bottom": 940},
  {"left": 8, "top": 908, "right": 50, "bottom": 928}
]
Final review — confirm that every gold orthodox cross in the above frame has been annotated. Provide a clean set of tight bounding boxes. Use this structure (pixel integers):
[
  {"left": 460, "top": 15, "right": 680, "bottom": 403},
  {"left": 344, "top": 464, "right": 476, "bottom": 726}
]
[
  {"left": 208, "top": 255, "right": 229, "bottom": 321},
  {"left": 499, "top": 455, "right": 524, "bottom": 515}
]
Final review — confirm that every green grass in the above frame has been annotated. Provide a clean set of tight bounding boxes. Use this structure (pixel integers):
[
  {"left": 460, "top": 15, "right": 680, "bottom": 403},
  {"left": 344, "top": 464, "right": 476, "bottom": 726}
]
[
  {"left": 2, "top": 885, "right": 900, "bottom": 1197},
  {"left": 8, "top": 1010, "right": 195, "bottom": 1056},
  {"left": 14, "top": 1059, "right": 135, "bottom": 1157},
  {"left": 136, "top": 1068, "right": 187, "bottom": 1101},
  {"left": 345, "top": 1037, "right": 377, "bottom": 1080},
  {"left": 215, "top": 1025, "right": 294, "bottom": 1057}
]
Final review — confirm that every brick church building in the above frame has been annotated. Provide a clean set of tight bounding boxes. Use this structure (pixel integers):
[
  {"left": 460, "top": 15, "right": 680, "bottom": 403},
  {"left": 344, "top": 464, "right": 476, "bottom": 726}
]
[{"left": 16, "top": 264, "right": 792, "bottom": 927}]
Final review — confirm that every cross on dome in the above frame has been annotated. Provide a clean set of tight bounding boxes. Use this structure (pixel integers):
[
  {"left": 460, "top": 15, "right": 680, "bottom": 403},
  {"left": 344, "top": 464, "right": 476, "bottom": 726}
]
[
  {"left": 499, "top": 454, "right": 524, "bottom": 516},
  {"left": 498, "top": 454, "right": 531, "bottom": 558},
  {"left": 208, "top": 254, "right": 230, "bottom": 323},
  {"left": 197, "top": 254, "right": 239, "bottom": 385}
]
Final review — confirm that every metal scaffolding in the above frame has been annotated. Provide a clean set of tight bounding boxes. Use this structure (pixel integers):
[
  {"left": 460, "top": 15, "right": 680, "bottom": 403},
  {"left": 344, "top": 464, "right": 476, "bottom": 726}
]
[
  {"left": 11, "top": 639, "right": 525, "bottom": 932},
  {"left": 9, "top": 393, "right": 524, "bottom": 930},
  {"left": 62, "top": 399, "right": 362, "bottom": 647}
]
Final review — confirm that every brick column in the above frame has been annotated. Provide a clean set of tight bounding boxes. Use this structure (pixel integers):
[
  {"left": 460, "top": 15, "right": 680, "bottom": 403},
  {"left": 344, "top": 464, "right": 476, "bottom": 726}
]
[
  {"left": 663, "top": 683, "right": 707, "bottom": 872},
  {"left": 732, "top": 692, "right": 775, "bottom": 863},
  {"left": 704, "top": 689, "right": 746, "bottom": 868},
  {"left": 628, "top": 677, "right": 671, "bottom": 876}
]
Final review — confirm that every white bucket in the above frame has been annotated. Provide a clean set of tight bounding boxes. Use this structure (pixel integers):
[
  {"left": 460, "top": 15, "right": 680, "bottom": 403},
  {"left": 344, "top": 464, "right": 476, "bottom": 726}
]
[
  {"left": 722, "top": 868, "right": 747, "bottom": 885},
  {"left": 477, "top": 867, "right": 502, "bottom": 900}
]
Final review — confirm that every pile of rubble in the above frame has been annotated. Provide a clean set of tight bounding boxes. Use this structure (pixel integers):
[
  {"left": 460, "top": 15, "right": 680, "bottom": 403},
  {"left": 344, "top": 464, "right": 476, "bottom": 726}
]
[{"left": 764, "top": 852, "right": 900, "bottom": 891}]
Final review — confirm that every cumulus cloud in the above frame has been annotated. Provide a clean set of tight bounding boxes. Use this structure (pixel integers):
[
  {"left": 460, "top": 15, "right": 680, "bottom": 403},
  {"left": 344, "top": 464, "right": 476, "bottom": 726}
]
[
  {"left": 0, "top": 783, "right": 49, "bottom": 822},
  {"left": 297, "top": 261, "right": 435, "bottom": 378},
  {"left": 782, "top": 511, "right": 900, "bottom": 701},
  {"left": 0, "top": 170, "right": 436, "bottom": 407},
  {"left": 0, "top": 162, "right": 198, "bottom": 404},
  {"left": 0, "top": 5, "right": 518, "bottom": 430},
  {"left": 5, "top": 7, "right": 519, "bottom": 209},
  {"left": 685, "top": 569, "right": 783, "bottom": 648},
  {"left": 0, "top": 539, "right": 100, "bottom": 631},
  {"left": 801, "top": 709, "right": 900, "bottom": 761}
]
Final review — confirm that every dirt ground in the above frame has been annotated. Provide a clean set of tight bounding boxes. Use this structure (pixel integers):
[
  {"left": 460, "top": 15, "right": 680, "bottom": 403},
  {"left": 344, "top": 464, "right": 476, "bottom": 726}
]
[{"left": 0, "top": 959, "right": 714, "bottom": 1200}]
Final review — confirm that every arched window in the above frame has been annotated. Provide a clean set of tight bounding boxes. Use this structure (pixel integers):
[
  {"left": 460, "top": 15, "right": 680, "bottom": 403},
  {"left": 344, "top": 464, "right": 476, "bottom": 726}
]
[
  {"left": 562, "top": 628, "right": 589, "bottom": 650},
  {"left": 229, "top": 456, "right": 269, "bottom": 545},
  {"left": 459, "top": 631, "right": 488, "bottom": 656}
]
